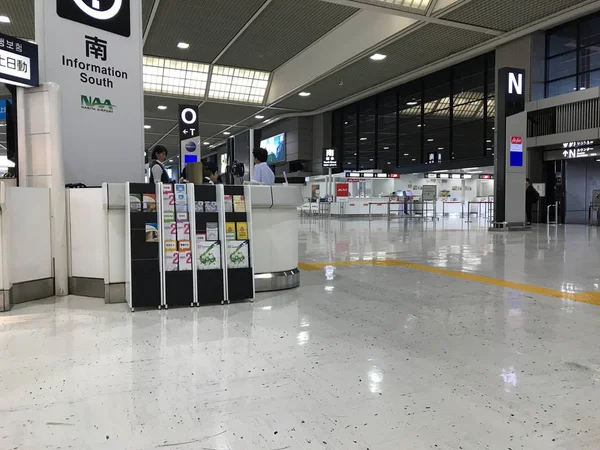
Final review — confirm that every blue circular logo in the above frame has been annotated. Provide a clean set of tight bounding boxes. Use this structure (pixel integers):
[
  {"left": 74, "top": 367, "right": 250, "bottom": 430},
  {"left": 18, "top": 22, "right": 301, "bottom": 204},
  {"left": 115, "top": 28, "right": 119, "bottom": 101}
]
[{"left": 185, "top": 141, "right": 196, "bottom": 153}]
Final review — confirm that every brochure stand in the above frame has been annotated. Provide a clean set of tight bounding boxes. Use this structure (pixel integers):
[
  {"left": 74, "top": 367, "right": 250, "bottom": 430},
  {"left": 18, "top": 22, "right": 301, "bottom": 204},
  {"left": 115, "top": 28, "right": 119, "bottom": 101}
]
[
  {"left": 125, "top": 182, "right": 164, "bottom": 311},
  {"left": 161, "top": 183, "right": 195, "bottom": 308},
  {"left": 224, "top": 185, "right": 255, "bottom": 302},
  {"left": 193, "top": 184, "right": 227, "bottom": 305}
]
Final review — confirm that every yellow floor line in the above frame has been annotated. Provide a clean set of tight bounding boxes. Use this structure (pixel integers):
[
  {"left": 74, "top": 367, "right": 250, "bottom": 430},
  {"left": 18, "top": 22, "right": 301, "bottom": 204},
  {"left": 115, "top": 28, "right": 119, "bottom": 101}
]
[{"left": 298, "top": 260, "right": 600, "bottom": 307}]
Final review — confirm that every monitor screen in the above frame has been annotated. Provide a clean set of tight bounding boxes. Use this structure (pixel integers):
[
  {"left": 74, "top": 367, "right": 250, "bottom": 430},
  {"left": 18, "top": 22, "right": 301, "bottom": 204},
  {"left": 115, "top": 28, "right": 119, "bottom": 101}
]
[{"left": 260, "top": 133, "right": 286, "bottom": 163}]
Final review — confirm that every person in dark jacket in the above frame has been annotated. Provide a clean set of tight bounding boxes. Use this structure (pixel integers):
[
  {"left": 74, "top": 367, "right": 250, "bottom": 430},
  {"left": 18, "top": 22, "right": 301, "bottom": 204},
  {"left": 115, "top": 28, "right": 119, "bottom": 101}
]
[
  {"left": 526, "top": 178, "right": 539, "bottom": 224},
  {"left": 149, "top": 145, "right": 171, "bottom": 184}
]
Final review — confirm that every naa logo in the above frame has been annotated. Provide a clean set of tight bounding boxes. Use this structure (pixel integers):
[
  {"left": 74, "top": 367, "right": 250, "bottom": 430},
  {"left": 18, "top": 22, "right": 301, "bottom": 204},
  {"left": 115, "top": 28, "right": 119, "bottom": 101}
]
[{"left": 81, "top": 95, "right": 116, "bottom": 113}]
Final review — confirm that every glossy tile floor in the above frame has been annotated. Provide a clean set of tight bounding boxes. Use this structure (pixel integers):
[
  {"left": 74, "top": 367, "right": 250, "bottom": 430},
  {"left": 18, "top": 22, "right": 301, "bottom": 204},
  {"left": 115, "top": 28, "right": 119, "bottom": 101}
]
[{"left": 2, "top": 218, "right": 600, "bottom": 449}]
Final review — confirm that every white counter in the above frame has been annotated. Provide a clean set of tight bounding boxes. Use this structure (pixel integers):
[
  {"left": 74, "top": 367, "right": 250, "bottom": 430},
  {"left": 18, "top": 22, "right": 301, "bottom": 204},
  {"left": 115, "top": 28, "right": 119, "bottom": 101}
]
[{"left": 250, "top": 185, "right": 303, "bottom": 292}]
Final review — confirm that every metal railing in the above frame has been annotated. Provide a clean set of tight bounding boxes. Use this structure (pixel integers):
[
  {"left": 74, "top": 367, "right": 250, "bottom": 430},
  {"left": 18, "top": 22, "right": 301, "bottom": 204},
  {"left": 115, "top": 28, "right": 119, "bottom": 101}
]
[{"left": 529, "top": 97, "right": 600, "bottom": 138}]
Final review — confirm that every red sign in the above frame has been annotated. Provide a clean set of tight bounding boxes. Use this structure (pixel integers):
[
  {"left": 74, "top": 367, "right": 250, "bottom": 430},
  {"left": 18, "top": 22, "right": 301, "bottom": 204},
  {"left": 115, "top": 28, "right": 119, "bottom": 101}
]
[
  {"left": 336, "top": 183, "right": 349, "bottom": 198},
  {"left": 511, "top": 136, "right": 523, "bottom": 145},
  {"left": 390, "top": 174, "right": 400, "bottom": 178}
]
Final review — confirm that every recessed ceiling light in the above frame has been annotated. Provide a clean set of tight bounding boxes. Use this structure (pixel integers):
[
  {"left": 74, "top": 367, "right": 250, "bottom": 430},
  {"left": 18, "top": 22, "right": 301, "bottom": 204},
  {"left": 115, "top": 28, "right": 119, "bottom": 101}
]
[
  {"left": 223, "top": 131, "right": 231, "bottom": 135},
  {"left": 263, "top": 119, "right": 271, "bottom": 123},
  {"left": 177, "top": 42, "right": 190, "bottom": 49},
  {"left": 157, "top": 105, "right": 167, "bottom": 110},
  {"left": 438, "top": 147, "right": 444, "bottom": 150},
  {"left": 360, "top": 137, "right": 367, "bottom": 141},
  {"left": 486, "top": 139, "right": 492, "bottom": 143},
  {"left": 0, "top": 16, "right": 10, "bottom": 24},
  {"left": 411, "top": 159, "right": 416, "bottom": 161},
  {"left": 383, "top": 146, "right": 389, "bottom": 150},
  {"left": 299, "top": 92, "right": 311, "bottom": 97},
  {"left": 427, "top": 138, "right": 434, "bottom": 142},
  {"left": 369, "top": 159, "right": 374, "bottom": 162},
  {"left": 370, "top": 53, "right": 387, "bottom": 61},
  {"left": 417, "top": 124, "right": 422, "bottom": 127},
  {"left": 404, "top": 153, "right": 409, "bottom": 156},
  {"left": 406, "top": 101, "right": 418, "bottom": 106},
  {"left": 144, "top": 125, "right": 151, "bottom": 129},
  {"left": 255, "top": 115, "right": 264, "bottom": 119},
  {"left": 387, "top": 162, "right": 391, "bottom": 165},
  {"left": 203, "top": 142, "right": 210, "bottom": 145}
]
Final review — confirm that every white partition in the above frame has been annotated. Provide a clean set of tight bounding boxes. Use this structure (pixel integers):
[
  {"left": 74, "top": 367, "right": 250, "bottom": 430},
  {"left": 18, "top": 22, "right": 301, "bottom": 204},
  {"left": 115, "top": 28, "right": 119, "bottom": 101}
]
[
  {"left": 67, "top": 189, "right": 105, "bottom": 280},
  {"left": 6, "top": 187, "right": 52, "bottom": 283}
]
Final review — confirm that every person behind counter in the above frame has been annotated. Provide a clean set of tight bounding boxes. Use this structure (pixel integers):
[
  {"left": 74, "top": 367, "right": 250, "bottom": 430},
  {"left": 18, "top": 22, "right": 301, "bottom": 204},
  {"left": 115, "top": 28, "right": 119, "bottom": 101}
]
[
  {"left": 251, "top": 148, "right": 275, "bottom": 186},
  {"left": 204, "top": 162, "right": 220, "bottom": 185},
  {"left": 149, "top": 145, "right": 171, "bottom": 183}
]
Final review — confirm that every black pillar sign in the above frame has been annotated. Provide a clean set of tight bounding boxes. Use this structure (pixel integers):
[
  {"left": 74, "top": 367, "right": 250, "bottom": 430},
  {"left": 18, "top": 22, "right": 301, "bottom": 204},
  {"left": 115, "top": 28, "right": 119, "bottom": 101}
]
[
  {"left": 494, "top": 67, "right": 526, "bottom": 223},
  {"left": 0, "top": 33, "right": 39, "bottom": 88},
  {"left": 179, "top": 105, "right": 199, "bottom": 141},
  {"left": 322, "top": 147, "right": 339, "bottom": 169},
  {"left": 57, "top": 0, "right": 131, "bottom": 37}
]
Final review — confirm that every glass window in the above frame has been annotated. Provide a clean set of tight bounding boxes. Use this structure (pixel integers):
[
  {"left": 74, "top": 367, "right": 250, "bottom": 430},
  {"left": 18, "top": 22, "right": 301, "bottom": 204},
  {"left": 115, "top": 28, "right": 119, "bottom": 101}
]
[
  {"left": 547, "top": 23, "right": 577, "bottom": 57},
  {"left": 358, "top": 97, "right": 376, "bottom": 170},
  {"left": 342, "top": 106, "right": 357, "bottom": 170},
  {"left": 453, "top": 57, "right": 485, "bottom": 107},
  {"left": 453, "top": 120, "right": 484, "bottom": 160},
  {"left": 546, "top": 76, "right": 576, "bottom": 97},
  {"left": 546, "top": 51, "right": 577, "bottom": 81},
  {"left": 580, "top": 15, "right": 600, "bottom": 47},
  {"left": 579, "top": 69, "right": 600, "bottom": 90},
  {"left": 377, "top": 89, "right": 397, "bottom": 170},
  {"left": 579, "top": 46, "right": 600, "bottom": 73}
]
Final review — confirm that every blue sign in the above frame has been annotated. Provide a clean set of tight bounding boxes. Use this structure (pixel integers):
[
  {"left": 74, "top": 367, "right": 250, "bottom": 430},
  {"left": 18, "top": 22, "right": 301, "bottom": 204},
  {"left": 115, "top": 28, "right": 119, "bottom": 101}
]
[
  {"left": 185, "top": 141, "right": 196, "bottom": 153},
  {"left": 0, "top": 99, "right": 8, "bottom": 121},
  {"left": 509, "top": 136, "right": 523, "bottom": 167},
  {"left": 184, "top": 155, "right": 198, "bottom": 164}
]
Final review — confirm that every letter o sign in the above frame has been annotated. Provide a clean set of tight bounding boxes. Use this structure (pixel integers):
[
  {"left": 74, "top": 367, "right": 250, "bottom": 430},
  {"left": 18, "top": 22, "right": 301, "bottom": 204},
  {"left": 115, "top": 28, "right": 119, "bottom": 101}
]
[
  {"left": 181, "top": 108, "right": 197, "bottom": 125},
  {"left": 73, "top": 0, "right": 123, "bottom": 20}
]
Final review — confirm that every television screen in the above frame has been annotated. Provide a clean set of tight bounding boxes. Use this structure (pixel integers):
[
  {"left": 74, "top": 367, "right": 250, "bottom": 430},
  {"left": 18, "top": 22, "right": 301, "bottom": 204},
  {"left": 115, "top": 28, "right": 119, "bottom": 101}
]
[{"left": 260, "top": 133, "right": 286, "bottom": 163}]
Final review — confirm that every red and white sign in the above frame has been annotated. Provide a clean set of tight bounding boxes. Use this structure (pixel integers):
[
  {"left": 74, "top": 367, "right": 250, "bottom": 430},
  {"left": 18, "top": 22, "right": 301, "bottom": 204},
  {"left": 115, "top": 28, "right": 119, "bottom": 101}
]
[
  {"left": 510, "top": 136, "right": 523, "bottom": 153},
  {"left": 336, "top": 183, "right": 349, "bottom": 203}
]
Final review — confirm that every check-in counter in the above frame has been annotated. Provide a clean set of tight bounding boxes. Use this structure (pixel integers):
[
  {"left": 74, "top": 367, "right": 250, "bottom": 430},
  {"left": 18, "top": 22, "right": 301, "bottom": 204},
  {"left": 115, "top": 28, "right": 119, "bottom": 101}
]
[{"left": 249, "top": 184, "right": 303, "bottom": 292}]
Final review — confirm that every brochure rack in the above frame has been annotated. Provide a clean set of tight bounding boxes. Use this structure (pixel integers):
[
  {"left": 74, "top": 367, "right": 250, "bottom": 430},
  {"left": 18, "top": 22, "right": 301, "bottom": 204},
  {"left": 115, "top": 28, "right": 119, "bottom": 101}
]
[
  {"left": 224, "top": 185, "right": 255, "bottom": 302},
  {"left": 161, "top": 183, "right": 195, "bottom": 308},
  {"left": 125, "top": 182, "right": 164, "bottom": 311},
  {"left": 193, "top": 184, "right": 228, "bottom": 305}
]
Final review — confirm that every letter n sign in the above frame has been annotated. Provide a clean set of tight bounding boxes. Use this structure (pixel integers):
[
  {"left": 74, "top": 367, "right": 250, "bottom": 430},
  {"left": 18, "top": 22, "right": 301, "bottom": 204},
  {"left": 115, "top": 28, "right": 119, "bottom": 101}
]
[{"left": 508, "top": 72, "right": 523, "bottom": 95}]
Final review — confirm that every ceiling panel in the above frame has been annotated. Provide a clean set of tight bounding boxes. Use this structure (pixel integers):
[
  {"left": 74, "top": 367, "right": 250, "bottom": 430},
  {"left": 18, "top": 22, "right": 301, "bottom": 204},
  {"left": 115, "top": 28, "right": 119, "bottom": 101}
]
[
  {"left": 442, "top": 0, "right": 590, "bottom": 32},
  {"left": 145, "top": 132, "right": 179, "bottom": 151},
  {"left": 144, "top": 118, "right": 177, "bottom": 134},
  {"left": 142, "top": 0, "right": 157, "bottom": 32},
  {"left": 236, "top": 107, "right": 297, "bottom": 127},
  {"left": 144, "top": 95, "right": 194, "bottom": 121},
  {"left": 352, "top": 0, "right": 432, "bottom": 13},
  {"left": 198, "top": 102, "right": 264, "bottom": 124},
  {"left": 276, "top": 23, "right": 491, "bottom": 110},
  {"left": 217, "top": 0, "right": 358, "bottom": 71},
  {"left": 143, "top": 0, "right": 268, "bottom": 63},
  {"left": 0, "top": 0, "right": 34, "bottom": 40}
]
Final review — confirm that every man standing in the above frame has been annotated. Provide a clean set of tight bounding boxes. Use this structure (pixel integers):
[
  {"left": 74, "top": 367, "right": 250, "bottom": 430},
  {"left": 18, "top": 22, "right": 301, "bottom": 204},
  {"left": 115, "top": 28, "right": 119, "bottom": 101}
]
[
  {"left": 526, "top": 178, "right": 539, "bottom": 225},
  {"left": 251, "top": 148, "right": 275, "bottom": 186}
]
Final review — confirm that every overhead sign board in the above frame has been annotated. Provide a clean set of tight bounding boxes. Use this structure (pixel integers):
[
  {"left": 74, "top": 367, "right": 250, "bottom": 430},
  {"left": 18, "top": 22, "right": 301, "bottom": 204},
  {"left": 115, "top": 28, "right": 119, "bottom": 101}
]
[
  {"left": 322, "top": 148, "right": 339, "bottom": 169},
  {"left": 0, "top": 99, "right": 11, "bottom": 121},
  {"left": 345, "top": 172, "right": 399, "bottom": 179},
  {"left": 0, "top": 33, "right": 39, "bottom": 88},
  {"left": 36, "top": 0, "right": 144, "bottom": 184},
  {"left": 544, "top": 146, "right": 600, "bottom": 162},
  {"left": 57, "top": 0, "right": 131, "bottom": 37}
]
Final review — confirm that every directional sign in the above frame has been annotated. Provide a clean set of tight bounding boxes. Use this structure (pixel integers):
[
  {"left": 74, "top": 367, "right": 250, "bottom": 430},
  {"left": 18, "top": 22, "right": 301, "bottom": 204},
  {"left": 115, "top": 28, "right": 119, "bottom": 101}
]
[
  {"left": 0, "top": 33, "right": 39, "bottom": 88},
  {"left": 178, "top": 104, "right": 199, "bottom": 141}
]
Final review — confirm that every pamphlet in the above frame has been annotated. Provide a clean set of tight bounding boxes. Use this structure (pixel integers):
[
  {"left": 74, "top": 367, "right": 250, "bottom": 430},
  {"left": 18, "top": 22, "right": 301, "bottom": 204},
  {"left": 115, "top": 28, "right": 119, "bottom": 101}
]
[
  {"left": 177, "top": 221, "right": 190, "bottom": 241},
  {"left": 227, "top": 240, "right": 249, "bottom": 269},
  {"left": 197, "top": 241, "right": 221, "bottom": 270},
  {"left": 143, "top": 194, "right": 156, "bottom": 212},
  {"left": 206, "top": 222, "right": 219, "bottom": 241},
  {"left": 204, "top": 201, "right": 218, "bottom": 213},
  {"left": 176, "top": 212, "right": 188, "bottom": 222},
  {"left": 178, "top": 241, "right": 192, "bottom": 271},
  {"left": 163, "top": 211, "right": 175, "bottom": 223},
  {"left": 163, "top": 185, "right": 175, "bottom": 212},
  {"left": 236, "top": 222, "right": 248, "bottom": 240},
  {"left": 129, "top": 194, "right": 142, "bottom": 212},
  {"left": 195, "top": 201, "right": 204, "bottom": 213},
  {"left": 225, "top": 222, "right": 236, "bottom": 240},
  {"left": 175, "top": 184, "right": 187, "bottom": 205},
  {"left": 196, "top": 233, "right": 206, "bottom": 242},
  {"left": 145, "top": 223, "right": 159, "bottom": 242},
  {"left": 175, "top": 204, "right": 188, "bottom": 213},
  {"left": 163, "top": 222, "right": 177, "bottom": 241},
  {"left": 164, "top": 240, "right": 178, "bottom": 272},
  {"left": 233, "top": 195, "right": 246, "bottom": 212},
  {"left": 224, "top": 195, "right": 233, "bottom": 213}
]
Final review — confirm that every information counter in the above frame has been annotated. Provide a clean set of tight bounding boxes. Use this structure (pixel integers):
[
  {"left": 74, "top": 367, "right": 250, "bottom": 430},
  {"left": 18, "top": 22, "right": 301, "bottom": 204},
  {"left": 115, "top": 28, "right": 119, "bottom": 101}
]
[{"left": 250, "top": 185, "right": 303, "bottom": 292}]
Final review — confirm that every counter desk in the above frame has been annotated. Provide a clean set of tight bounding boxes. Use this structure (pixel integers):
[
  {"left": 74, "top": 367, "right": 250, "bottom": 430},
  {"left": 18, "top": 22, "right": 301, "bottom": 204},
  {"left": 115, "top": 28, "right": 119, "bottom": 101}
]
[{"left": 249, "top": 185, "right": 303, "bottom": 292}]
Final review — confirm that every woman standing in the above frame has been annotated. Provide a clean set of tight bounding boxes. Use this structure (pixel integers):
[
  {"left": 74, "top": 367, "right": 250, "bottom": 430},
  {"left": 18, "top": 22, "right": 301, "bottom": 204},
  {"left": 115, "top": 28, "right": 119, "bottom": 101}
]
[{"left": 149, "top": 145, "right": 171, "bottom": 183}]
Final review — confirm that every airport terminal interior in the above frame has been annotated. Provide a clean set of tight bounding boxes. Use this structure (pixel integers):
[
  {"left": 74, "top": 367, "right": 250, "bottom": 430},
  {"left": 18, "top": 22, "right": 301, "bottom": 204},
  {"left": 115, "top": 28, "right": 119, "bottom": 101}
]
[{"left": 2, "top": 0, "right": 600, "bottom": 449}]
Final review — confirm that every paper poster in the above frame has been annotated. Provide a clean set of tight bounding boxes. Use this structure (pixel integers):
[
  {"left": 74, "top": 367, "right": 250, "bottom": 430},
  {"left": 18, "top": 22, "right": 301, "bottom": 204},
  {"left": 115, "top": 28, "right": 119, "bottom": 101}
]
[
  {"left": 145, "top": 223, "right": 158, "bottom": 242},
  {"left": 227, "top": 240, "right": 249, "bottom": 269},
  {"left": 197, "top": 241, "right": 221, "bottom": 270}
]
